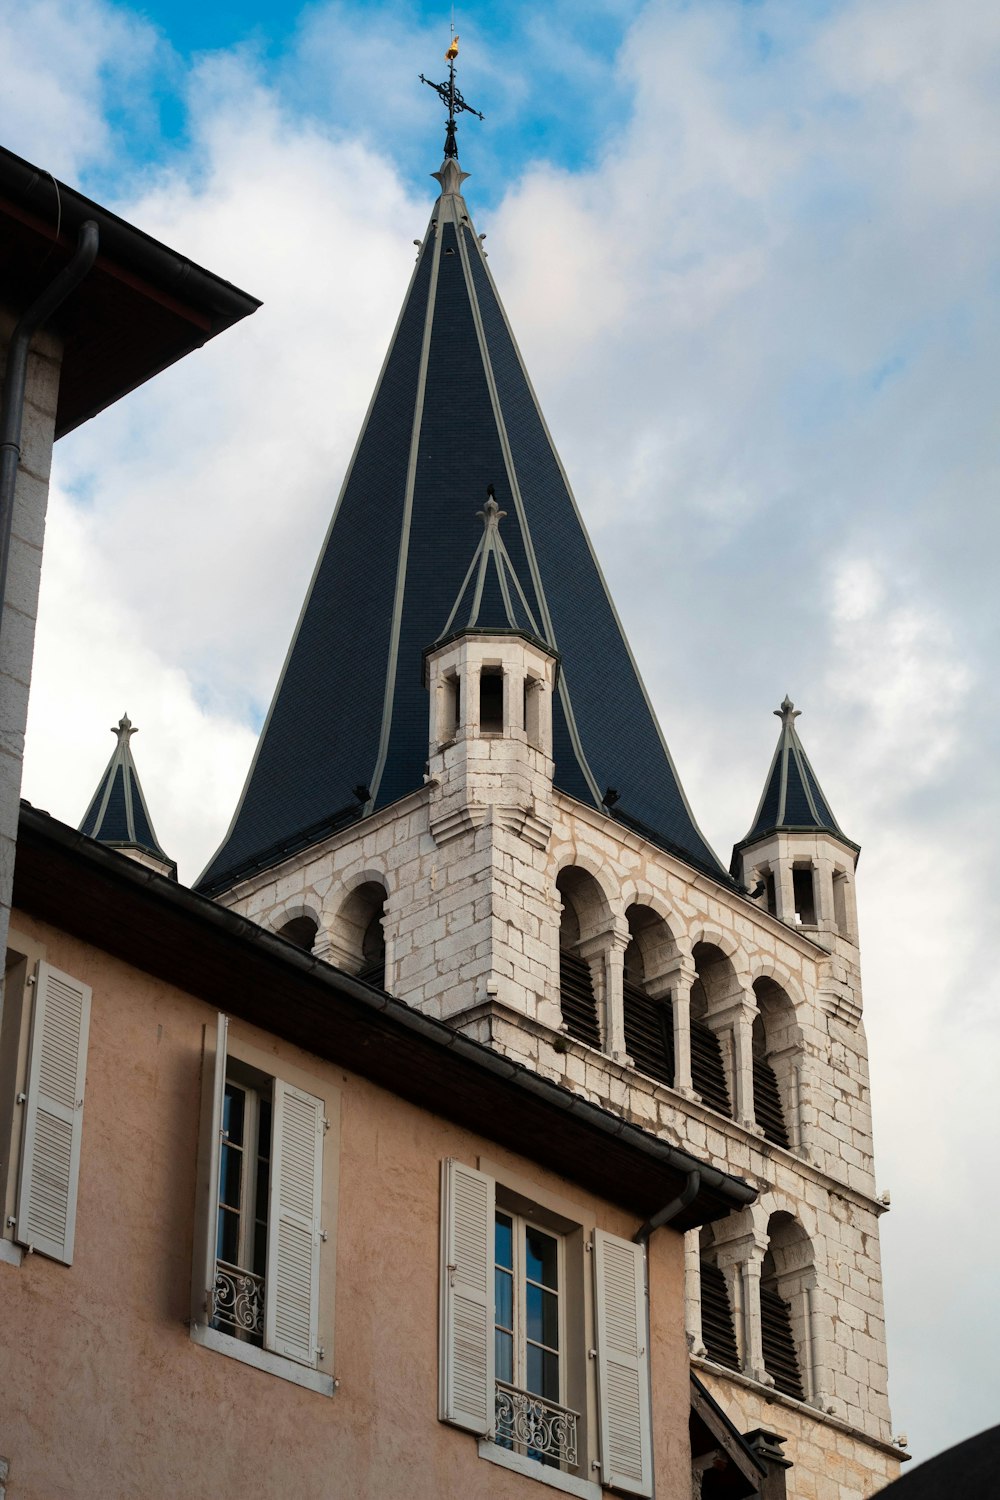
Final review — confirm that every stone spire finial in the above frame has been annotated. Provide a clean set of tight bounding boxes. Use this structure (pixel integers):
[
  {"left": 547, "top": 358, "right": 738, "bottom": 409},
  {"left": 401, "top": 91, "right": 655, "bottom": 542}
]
[
  {"left": 774, "top": 695, "right": 801, "bottom": 725},
  {"left": 477, "top": 486, "right": 507, "bottom": 532},
  {"left": 113, "top": 712, "right": 137, "bottom": 744}
]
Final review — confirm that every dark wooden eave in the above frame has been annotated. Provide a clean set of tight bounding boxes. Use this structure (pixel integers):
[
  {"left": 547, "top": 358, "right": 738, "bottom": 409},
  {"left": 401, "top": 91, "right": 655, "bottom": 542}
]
[
  {"left": 12, "top": 802, "right": 755, "bottom": 1233},
  {"left": 0, "top": 145, "right": 260, "bottom": 437}
]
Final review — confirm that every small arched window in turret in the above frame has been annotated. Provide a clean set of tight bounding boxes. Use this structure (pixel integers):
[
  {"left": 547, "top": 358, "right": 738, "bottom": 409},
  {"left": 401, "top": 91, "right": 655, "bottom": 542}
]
[
  {"left": 792, "top": 864, "right": 817, "bottom": 926},
  {"left": 523, "top": 676, "right": 542, "bottom": 749},
  {"left": 832, "top": 869, "right": 852, "bottom": 939},
  {"left": 479, "top": 666, "right": 504, "bottom": 733}
]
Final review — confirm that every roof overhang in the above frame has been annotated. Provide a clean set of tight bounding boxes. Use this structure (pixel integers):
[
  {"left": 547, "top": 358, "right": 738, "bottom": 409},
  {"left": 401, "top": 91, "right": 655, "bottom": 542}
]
[
  {"left": 13, "top": 801, "right": 755, "bottom": 1233},
  {"left": 0, "top": 145, "right": 260, "bottom": 437}
]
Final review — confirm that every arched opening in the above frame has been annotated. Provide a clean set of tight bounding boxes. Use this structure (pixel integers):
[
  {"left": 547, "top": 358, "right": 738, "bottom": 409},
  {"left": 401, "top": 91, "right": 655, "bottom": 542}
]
[
  {"left": 621, "top": 905, "right": 675, "bottom": 1087},
  {"left": 698, "top": 1225, "right": 740, "bottom": 1372},
  {"left": 556, "top": 868, "right": 606, "bottom": 1050},
  {"left": 332, "top": 881, "right": 388, "bottom": 988},
  {"left": 276, "top": 914, "right": 318, "bottom": 952},
  {"left": 690, "top": 943, "right": 737, "bottom": 1117},
  {"left": 752, "top": 978, "right": 800, "bottom": 1151},
  {"left": 761, "top": 1212, "right": 812, "bottom": 1401},
  {"left": 479, "top": 667, "right": 504, "bottom": 733}
]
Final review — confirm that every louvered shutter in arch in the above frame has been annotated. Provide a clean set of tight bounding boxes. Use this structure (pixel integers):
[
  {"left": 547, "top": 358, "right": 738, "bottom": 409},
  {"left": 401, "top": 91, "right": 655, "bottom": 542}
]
[
  {"left": 439, "top": 1158, "right": 495, "bottom": 1434},
  {"left": 191, "top": 1013, "right": 228, "bottom": 1326},
  {"left": 699, "top": 1260, "right": 740, "bottom": 1372},
  {"left": 265, "top": 1079, "right": 325, "bottom": 1366},
  {"left": 559, "top": 950, "right": 601, "bottom": 1049},
  {"left": 622, "top": 979, "right": 674, "bottom": 1087},
  {"left": 593, "top": 1229, "right": 653, "bottom": 1497},
  {"left": 752, "top": 1057, "right": 790, "bottom": 1149},
  {"left": 15, "top": 962, "right": 92, "bottom": 1264},
  {"left": 690, "top": 1018, "right": 732, "bottom": 1117},
  {"left": 760, "top": 1285, "right": 805, "bottom": 1401}
]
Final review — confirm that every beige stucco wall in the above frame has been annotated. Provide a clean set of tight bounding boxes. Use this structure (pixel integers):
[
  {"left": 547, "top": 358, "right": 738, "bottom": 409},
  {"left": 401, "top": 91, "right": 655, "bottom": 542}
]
[{"left": 0, "top": 911, "right": 690, "bottom": 1500}]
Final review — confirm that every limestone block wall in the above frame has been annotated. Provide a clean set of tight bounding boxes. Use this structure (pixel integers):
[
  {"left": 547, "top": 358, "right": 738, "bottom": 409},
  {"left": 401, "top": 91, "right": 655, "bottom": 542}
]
[
  {"left": 223, "top": 773, "right": 894, "bottom": 1462},
  {"left": 0, "top": 313, "right": 62, "bottom": 980}
]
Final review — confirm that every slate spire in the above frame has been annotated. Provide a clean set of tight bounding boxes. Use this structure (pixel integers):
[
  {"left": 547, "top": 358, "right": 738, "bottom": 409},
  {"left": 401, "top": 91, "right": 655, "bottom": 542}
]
[
  {"left": 80, "top": 714, "right": 176, "bottom": 877},
  {"left": 198, "top": 149, "right": 724, "bottom": 894},
  {"left": 736, "top": 697, "right": 852, "bottom": 851}
]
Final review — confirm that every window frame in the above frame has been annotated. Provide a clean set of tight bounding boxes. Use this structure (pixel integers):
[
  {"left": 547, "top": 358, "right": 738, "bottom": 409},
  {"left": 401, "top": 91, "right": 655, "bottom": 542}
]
[
  {"left": 189, "top": 1015, "right": 339, "bottom": 1396},
  {"left": 494, "top": 1208, "right": 567, "bottom": 1458}
]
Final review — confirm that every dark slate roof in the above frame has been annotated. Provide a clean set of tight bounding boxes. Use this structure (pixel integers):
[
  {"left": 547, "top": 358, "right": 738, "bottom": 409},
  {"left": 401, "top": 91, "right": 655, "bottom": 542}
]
[
  {"left": 79, "top": 715, "right": 175, "bottom": 874},
  {"left": 198, "top": 155, "right": 724, "bottom": 894},
  {"left": 735, "top": 697, "right": 854, "bottom": 857}
]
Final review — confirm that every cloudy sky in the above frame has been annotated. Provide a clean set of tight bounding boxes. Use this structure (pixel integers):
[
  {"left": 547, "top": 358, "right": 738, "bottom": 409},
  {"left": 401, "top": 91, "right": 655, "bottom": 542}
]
[{"left": 3, "top": 0, "right": 997, "bottom": 1469}]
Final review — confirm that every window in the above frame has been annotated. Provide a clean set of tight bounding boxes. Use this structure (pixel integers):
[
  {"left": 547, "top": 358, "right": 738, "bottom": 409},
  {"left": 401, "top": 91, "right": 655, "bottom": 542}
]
[
  {"left": 440, "top": 1159, "right": 653, "bottom": 1498},
  {"left": 792, "top": 866, "right": 816, "bottom": 926},
  {"left": 494, "top": 1212, "right": 564, "bottom": 1465},
  {"left": 0, "top": 957, "right": 91, "bottom": 1267},
  {"left": 480, "top": 667, "right": 504, "bottom": 732},
  {"left": 190, "top": 1015, "right": 337, "bottom": 1395}
]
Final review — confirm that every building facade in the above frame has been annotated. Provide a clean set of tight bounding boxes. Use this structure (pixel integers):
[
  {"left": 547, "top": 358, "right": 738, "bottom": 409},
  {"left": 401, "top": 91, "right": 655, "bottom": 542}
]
[{"left": 194, "top": 143, "right": 903, "bottom": 1499}]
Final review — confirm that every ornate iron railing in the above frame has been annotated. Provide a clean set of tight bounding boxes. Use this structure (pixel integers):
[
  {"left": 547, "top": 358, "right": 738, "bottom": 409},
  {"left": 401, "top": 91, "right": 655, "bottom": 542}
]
[
  {"left": 495, "top": 1380, "right": 579, "bottom": 1468},
  {"left": 213, "top": 1259, "right": 264, "bottom": 1339}
]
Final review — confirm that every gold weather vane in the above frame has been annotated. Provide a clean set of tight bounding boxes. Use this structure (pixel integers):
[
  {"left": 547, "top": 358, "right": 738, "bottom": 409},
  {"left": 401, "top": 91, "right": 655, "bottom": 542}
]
[{"left": 420, "top": 26, "right": 484, "bottom": 160}]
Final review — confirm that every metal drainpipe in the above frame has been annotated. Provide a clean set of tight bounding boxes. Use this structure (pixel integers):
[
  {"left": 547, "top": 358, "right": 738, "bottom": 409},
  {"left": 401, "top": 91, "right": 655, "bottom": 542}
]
[
  {"left": 631, "top": 1169, "right": 701, "bottom": 1500},
  {"left": 0, "top": 220, "right": 99, "bottom": 639}
]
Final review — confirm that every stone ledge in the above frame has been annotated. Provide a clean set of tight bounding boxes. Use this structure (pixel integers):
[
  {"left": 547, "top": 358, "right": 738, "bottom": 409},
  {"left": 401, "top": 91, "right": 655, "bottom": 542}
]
[
  {"left": 692, "top": 1356, "right": 908, "bottom": 1462},
  {"left": 449, "top": 998, "right": 885, "bottom": 1216}
]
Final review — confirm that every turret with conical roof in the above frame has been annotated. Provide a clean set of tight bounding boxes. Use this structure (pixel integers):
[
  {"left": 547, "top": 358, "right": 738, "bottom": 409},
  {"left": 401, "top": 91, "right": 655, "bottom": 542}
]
[
  {"left": 732, "top": 698, "right": 858, "bottom": 945},
  {"left": 198, "top": 140, "right": 721, "bottom": 895},
  {"left": 80, "top": 714, "right": 176, "bottom": 878}
]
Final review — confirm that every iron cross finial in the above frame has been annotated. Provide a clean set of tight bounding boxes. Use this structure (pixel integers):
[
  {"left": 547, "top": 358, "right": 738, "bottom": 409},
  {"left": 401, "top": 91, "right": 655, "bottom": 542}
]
[{"left": 419, "top": 32, "right": 484, "bottom": 160}]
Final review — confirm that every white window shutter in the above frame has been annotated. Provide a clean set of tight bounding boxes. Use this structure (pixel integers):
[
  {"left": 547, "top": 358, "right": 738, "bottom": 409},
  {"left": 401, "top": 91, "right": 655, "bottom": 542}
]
[
  {"left": 439, "top": 1158, "right": 495, "bottom": 1434},
  {"left": 265, "top": 1079, "right": 324, "bottom": 1366},
  {"left": 190, "top": 1013, "right": 228, "bottom": 1327},
  {"left": 15, "top": 962, "right": 92, "bottom": 1265},
  {"left": 593, "top": 1228, "right": 654, "bottom": 1497}
]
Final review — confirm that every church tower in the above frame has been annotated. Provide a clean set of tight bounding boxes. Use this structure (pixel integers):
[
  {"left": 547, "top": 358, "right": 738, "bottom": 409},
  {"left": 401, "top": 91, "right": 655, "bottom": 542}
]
[{"left": 198, "top": 107, "right": 899, "bottom": 1498}]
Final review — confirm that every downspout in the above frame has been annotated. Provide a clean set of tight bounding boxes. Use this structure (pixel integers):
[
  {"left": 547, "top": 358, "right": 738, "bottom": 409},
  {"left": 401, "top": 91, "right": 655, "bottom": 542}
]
[
  {"left": 631, "top": 1169, "right": 700, "bottom": 1500},
  {"left": 633, "top": 1169, "right": 701, "bottom": 1245},
  {"left": 0, "top": 220, "right": 99, "bottom": 636}
]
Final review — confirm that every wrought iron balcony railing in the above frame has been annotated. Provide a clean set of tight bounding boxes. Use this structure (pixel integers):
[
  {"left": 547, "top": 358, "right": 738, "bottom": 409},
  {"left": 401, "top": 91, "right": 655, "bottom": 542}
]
[
  {"left": 213, "top": 1259, "right": 264, "bottom": 1340},
  {"left": 495, "top": 1380, "right": 579, "bottom": 1469}
]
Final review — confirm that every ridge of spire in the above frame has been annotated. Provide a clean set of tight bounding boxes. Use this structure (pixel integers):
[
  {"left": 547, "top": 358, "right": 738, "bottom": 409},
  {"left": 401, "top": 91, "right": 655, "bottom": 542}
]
[
  {"left": 79, "top": 714, "right": 175, "bottom": 876},
  {"left": 435, "top": 489, "right": 548, "bottom": 645},
  {"left": 736, "top": 697, "right": 853, "bottom": 853}
]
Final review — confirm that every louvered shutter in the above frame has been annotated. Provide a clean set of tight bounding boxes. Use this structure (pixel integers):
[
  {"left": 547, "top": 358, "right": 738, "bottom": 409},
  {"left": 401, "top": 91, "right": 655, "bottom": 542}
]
[
  {"left": 15, "top": 962, "right": 92, "bottom": 1264},
  {"left": 190, "top": 1013, "right": 228, "bottom": 1326},
  {"left": 265, "top": 1079, "right": 325, "bottom": 1366},
  {"left": 593, "top": 1229, "right": 653, "bottom": 1497},
  {"left": 439, "top": 1158, "right": 495, "bottom": 1434}
]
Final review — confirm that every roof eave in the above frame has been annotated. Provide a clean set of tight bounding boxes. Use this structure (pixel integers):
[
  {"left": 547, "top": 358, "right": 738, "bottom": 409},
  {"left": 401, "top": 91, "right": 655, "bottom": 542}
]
[{"left": 13, "top": 801, "right": 754, "bottom": 1231}]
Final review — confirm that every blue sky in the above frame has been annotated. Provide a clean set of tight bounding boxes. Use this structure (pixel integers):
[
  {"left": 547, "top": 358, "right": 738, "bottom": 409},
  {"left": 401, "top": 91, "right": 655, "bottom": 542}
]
[{"left": 3, "top": 0, "right": 1000, "bottom": 1477}]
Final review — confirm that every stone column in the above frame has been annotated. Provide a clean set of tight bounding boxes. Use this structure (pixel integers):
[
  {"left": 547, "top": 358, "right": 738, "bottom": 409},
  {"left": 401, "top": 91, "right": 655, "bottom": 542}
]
[
  {"left": 707, "top": 991, "right": 759, "bottom": 1131},
  {"left": 684, "top": 1229, "right": 707, "bottom": 1357},
  {"left": 648, "top": 958, "right": 695, "bottom": 1096},
  {"left": 578, "top": 921, "right": 629, "bottom": 1060},
  {"left": 740, "top": 1246, "right": 770, "bottom": 1386}
]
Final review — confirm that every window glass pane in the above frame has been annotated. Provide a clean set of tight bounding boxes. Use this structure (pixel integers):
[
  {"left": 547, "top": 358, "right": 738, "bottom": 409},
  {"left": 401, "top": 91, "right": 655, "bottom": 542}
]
[
  {"left": 526, "top": 1343, "right": 560, "bottom": 1400},
  {"left": 217, "top": 1205, "right": 239, "bottom": 1264},
  {"left": 253, "top": 1217, "right": 268, "bottom": 1278},
  {"left": 495, "top": 1212, "right": 513, "bottom": 1270},
  {"left": 220, "top": 1143, "right": 242, "bottom": 1209},
  {"left": 525, "top": 1226, "right": 558, "bottom": 1289},
  {"left": 223, "top": 1084, "right": 245, "bottom": 1147},
  {"left": 495, "top": 1328, "right": 514, "bottom": 1384},
  {"left": 495, "top": 1267, "right": 513, "bottom": 1333},
  {"left": 526, "top": 1283, "right": 559, "bottom": 1349},
  {"left": 257, "top": 1094, "right": 272, "bottom": 1156}
]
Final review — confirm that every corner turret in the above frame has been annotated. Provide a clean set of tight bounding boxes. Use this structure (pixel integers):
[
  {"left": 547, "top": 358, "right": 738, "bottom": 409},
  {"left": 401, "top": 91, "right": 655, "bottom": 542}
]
[
  {"left": 79, "top": 714, "right": 176, "bottom": 878},
  {"left": 732, "top": 697, "right": 858, "bottom": 950}
]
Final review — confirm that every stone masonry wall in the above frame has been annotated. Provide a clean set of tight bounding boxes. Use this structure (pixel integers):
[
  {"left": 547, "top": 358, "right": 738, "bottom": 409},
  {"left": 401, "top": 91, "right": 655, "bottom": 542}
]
[{"left": 223, "top": 732, "right": 896, "bottom": 1488}]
